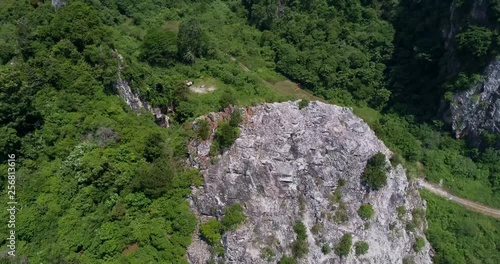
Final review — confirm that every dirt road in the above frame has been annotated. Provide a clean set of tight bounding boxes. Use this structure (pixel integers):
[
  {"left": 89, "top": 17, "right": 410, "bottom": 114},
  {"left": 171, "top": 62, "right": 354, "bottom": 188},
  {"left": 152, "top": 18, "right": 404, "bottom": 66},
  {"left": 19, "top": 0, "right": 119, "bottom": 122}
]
[{"left": 419, "top": 180, "right": 500, "bottom": 219}]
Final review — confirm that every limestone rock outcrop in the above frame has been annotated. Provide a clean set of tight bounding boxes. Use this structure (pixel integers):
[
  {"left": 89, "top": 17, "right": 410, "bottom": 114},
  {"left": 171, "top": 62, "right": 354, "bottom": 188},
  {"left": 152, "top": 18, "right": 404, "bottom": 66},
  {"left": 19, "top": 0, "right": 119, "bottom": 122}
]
[
  {"left": 448, "top": 58, "right": 500, "bottom": 140},
  {"left": 187, "top": 101, "right": 432, "bottom": 264}
]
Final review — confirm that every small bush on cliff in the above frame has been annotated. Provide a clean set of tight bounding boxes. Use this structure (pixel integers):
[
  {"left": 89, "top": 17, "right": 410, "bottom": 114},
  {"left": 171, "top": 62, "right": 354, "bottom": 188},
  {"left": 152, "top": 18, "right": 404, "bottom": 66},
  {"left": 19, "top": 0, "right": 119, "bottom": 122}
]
[
  {"left": 335, "top": 234, "right": 352, "bottom": 257},
  {"left": 229, "top": 108, "right": 243, "bottom": 127},
  {"left": 278, "top": 256, "right": 297, "bottom": 264},
  {"left": 358, "top": 204, "right": 375, "bottom": 220},
  {"left": 200, "top": 219, "right": 223, "bottom": 245},
  {"left": 221, "top": 203, "right": 246, "bottom": 230},
  {"left": 298, "top": 99, "right": 309, "bottom": 109},
  {"left": 355, "top": 241, "right": 369, "bottom": 256},
  {"left": 414, "top": 236, "right": 425, "bottom": 252},
  {"left": 291, "top": 240, "right": 309, "bottom": 258},
  {"left": 215, "top": 121, "right": 240, "bottom": 149},
  {"left": 197, "top": 119, "right": 210, "bottom": 140},
  {"left": 291, "top": 221, "right": 308, "bottom": 258},
  {"left": 293, "top": 221, "right": 307, "bottom": 241},
  {"left": 361, "top": 152, "right": 387, "bottom": 190},
  {"left": 321, "top": 244, "right": 331, "bottom": 254}
]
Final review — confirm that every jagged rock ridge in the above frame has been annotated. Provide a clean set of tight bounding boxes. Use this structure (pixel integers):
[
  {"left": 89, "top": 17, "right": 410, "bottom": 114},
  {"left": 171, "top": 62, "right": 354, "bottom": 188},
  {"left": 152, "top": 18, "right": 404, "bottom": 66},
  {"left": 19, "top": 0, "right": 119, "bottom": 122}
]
[{"left": 187, "top": 101, "right": 432, "bottom": 264}]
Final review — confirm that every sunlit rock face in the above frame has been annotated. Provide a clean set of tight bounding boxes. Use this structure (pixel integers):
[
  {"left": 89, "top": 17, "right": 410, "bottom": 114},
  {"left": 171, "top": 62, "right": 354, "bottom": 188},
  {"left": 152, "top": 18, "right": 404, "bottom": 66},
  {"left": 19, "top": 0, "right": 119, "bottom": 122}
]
[
  {"left": 187, "top": 101, "right": 432, "bottom": 264},
  {"left": 449, "top": 59, "right": 500, "bottom": 141}
]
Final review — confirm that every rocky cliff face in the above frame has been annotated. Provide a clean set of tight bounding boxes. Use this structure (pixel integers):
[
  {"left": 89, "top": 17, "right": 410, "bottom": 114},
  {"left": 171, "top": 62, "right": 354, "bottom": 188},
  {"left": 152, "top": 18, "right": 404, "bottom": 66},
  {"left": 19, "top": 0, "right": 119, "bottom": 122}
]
[
  {"left": 449, "top": 58, "right": 500, "bottom": 140},
  {"left": 438, "top": 0, "right": 499, "bottom": 142},
  {"left": 187, "top": 101, "right": 432, "bottom": 264},
  {"left": 113, "top": 50, "right": 169, "bottom": 127}
]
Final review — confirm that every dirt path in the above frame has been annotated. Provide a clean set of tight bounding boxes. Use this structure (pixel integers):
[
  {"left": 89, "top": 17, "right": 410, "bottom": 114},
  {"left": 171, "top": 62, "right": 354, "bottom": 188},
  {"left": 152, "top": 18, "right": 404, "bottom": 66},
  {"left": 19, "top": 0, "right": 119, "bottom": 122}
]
[{"left": 419, "top": 180, "right": 500, "bottom": 219}]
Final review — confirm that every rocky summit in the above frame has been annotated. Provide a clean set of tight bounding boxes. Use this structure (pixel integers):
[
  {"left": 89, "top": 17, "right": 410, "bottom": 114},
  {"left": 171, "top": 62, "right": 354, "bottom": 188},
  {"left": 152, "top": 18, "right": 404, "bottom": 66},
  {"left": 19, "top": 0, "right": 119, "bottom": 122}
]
[{"left": 187, "top": 101, "right": 432, "bottom": 264}]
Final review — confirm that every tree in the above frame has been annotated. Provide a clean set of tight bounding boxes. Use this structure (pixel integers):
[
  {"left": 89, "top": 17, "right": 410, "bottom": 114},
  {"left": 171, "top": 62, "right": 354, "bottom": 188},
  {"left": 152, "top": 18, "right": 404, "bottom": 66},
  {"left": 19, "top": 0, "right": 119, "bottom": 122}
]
[
  {"left": 321, "top": 244, "right": 331, "bottom": 254},
  {"left": 134, "top": 159, "right": 176, "bottom": 198},
  {"left": 335, "top": 234, "right": 352, "bottom": 257},
  {"left": 277, "top": 256, "right": 297, "bottom": 264},
  {"left": 177, "top": 19, "right": 209, "bottom": 63},
  {"left": 0, "top": 127, "right": 20, "bottom": 162},
  {"left": 219, "top": 90, "right": 237, "bottom": 109},
  {"left": 143, "top": 133, "right": 167, "bottom": 162},
  {"left": 229, "top": 108, "right": 243, "bottom": 127},
  {"left": 221, "top": 204, "right": 246, "bottom": 230},
  {"left": 200, "top": 219, "right": 223, "bottom": 245},
  {"left": 456, "top": 26, "right": 493, "bottom": 58},
  {"left": 49, "top": 2, "right": 106, "bottom": 51},
  {"left": 140, "top": 29, "right": 178, "bottom": 66},
  {"left": 355, "top": 241, "right": 369, "bottom": 256},
  {"left": 293, "top": 221, "right": 307, "bottom": 241},
  {"left": 291, "top": 239, "right": 309, "bottom": 258},
  {"left": 197, "top": 119, "right": 211, "bottom": 140},
  {"left": 298, "top": 99, "right": 309, "bottom": 110},
  {"left": 358, "top": 204, "right": 375, "bottom": 220},
  {"left": 215, "top": 121, "right": 240, "bottom": 149},
  {"left": 414, "top": 237, "right": 425, "bottom": 252},
  {"left": 361, "top": 152, "right": 387, "bottom": 190}
]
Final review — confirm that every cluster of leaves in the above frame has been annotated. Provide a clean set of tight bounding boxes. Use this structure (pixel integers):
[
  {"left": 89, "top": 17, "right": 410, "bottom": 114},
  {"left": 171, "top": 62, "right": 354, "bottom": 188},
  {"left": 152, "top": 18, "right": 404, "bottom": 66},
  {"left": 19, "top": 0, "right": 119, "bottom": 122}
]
[{"left": 361, "top": 152, "right": 387, "bottom": 190}]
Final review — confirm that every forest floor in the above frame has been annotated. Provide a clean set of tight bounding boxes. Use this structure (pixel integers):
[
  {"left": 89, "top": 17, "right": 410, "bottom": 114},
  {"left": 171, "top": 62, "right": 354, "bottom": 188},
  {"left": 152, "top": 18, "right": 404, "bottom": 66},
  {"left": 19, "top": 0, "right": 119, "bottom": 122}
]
[{"left": 419, "top": 179, "right": 500, "bottom": 219}]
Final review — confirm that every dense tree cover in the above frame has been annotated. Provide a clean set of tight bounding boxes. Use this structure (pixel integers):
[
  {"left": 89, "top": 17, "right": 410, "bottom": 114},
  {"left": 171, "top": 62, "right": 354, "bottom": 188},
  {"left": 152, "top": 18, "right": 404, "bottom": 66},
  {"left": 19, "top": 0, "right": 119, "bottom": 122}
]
[
  {"left": 238, "top": 0, "right": 395, "bottom": 109},
  {"left": 422, "top": 191, "right": 500, "bottom": 264}
]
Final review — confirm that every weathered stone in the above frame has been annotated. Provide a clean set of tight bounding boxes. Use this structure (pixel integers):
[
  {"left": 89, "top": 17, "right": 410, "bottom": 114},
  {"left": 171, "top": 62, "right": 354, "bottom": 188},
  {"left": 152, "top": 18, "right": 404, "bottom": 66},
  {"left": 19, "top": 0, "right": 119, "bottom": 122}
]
[
  {"left": 187, "top": 101, "right": 432, "bottom": 264},
  {"left": 449, "top": 58, "right": 500, "bottom": 140},
  {"left": 51, "top": 0, "right": 66, "bottom": 8}
]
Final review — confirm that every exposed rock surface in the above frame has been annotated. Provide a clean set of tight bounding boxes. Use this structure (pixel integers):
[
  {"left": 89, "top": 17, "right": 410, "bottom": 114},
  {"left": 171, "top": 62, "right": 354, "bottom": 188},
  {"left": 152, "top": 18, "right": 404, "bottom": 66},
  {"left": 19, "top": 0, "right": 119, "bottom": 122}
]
[
  {"left": 187, "top": 101, "right": 432, "bottom": 264},
  {"left": 113, "top": 50, "right": 169, "bottom": 127},
  {"left": 51, "top": 0, "right": 66, "bottom": 8},
  {"left": 449, "top": 58, "right": 500, "bottom": 139}
]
